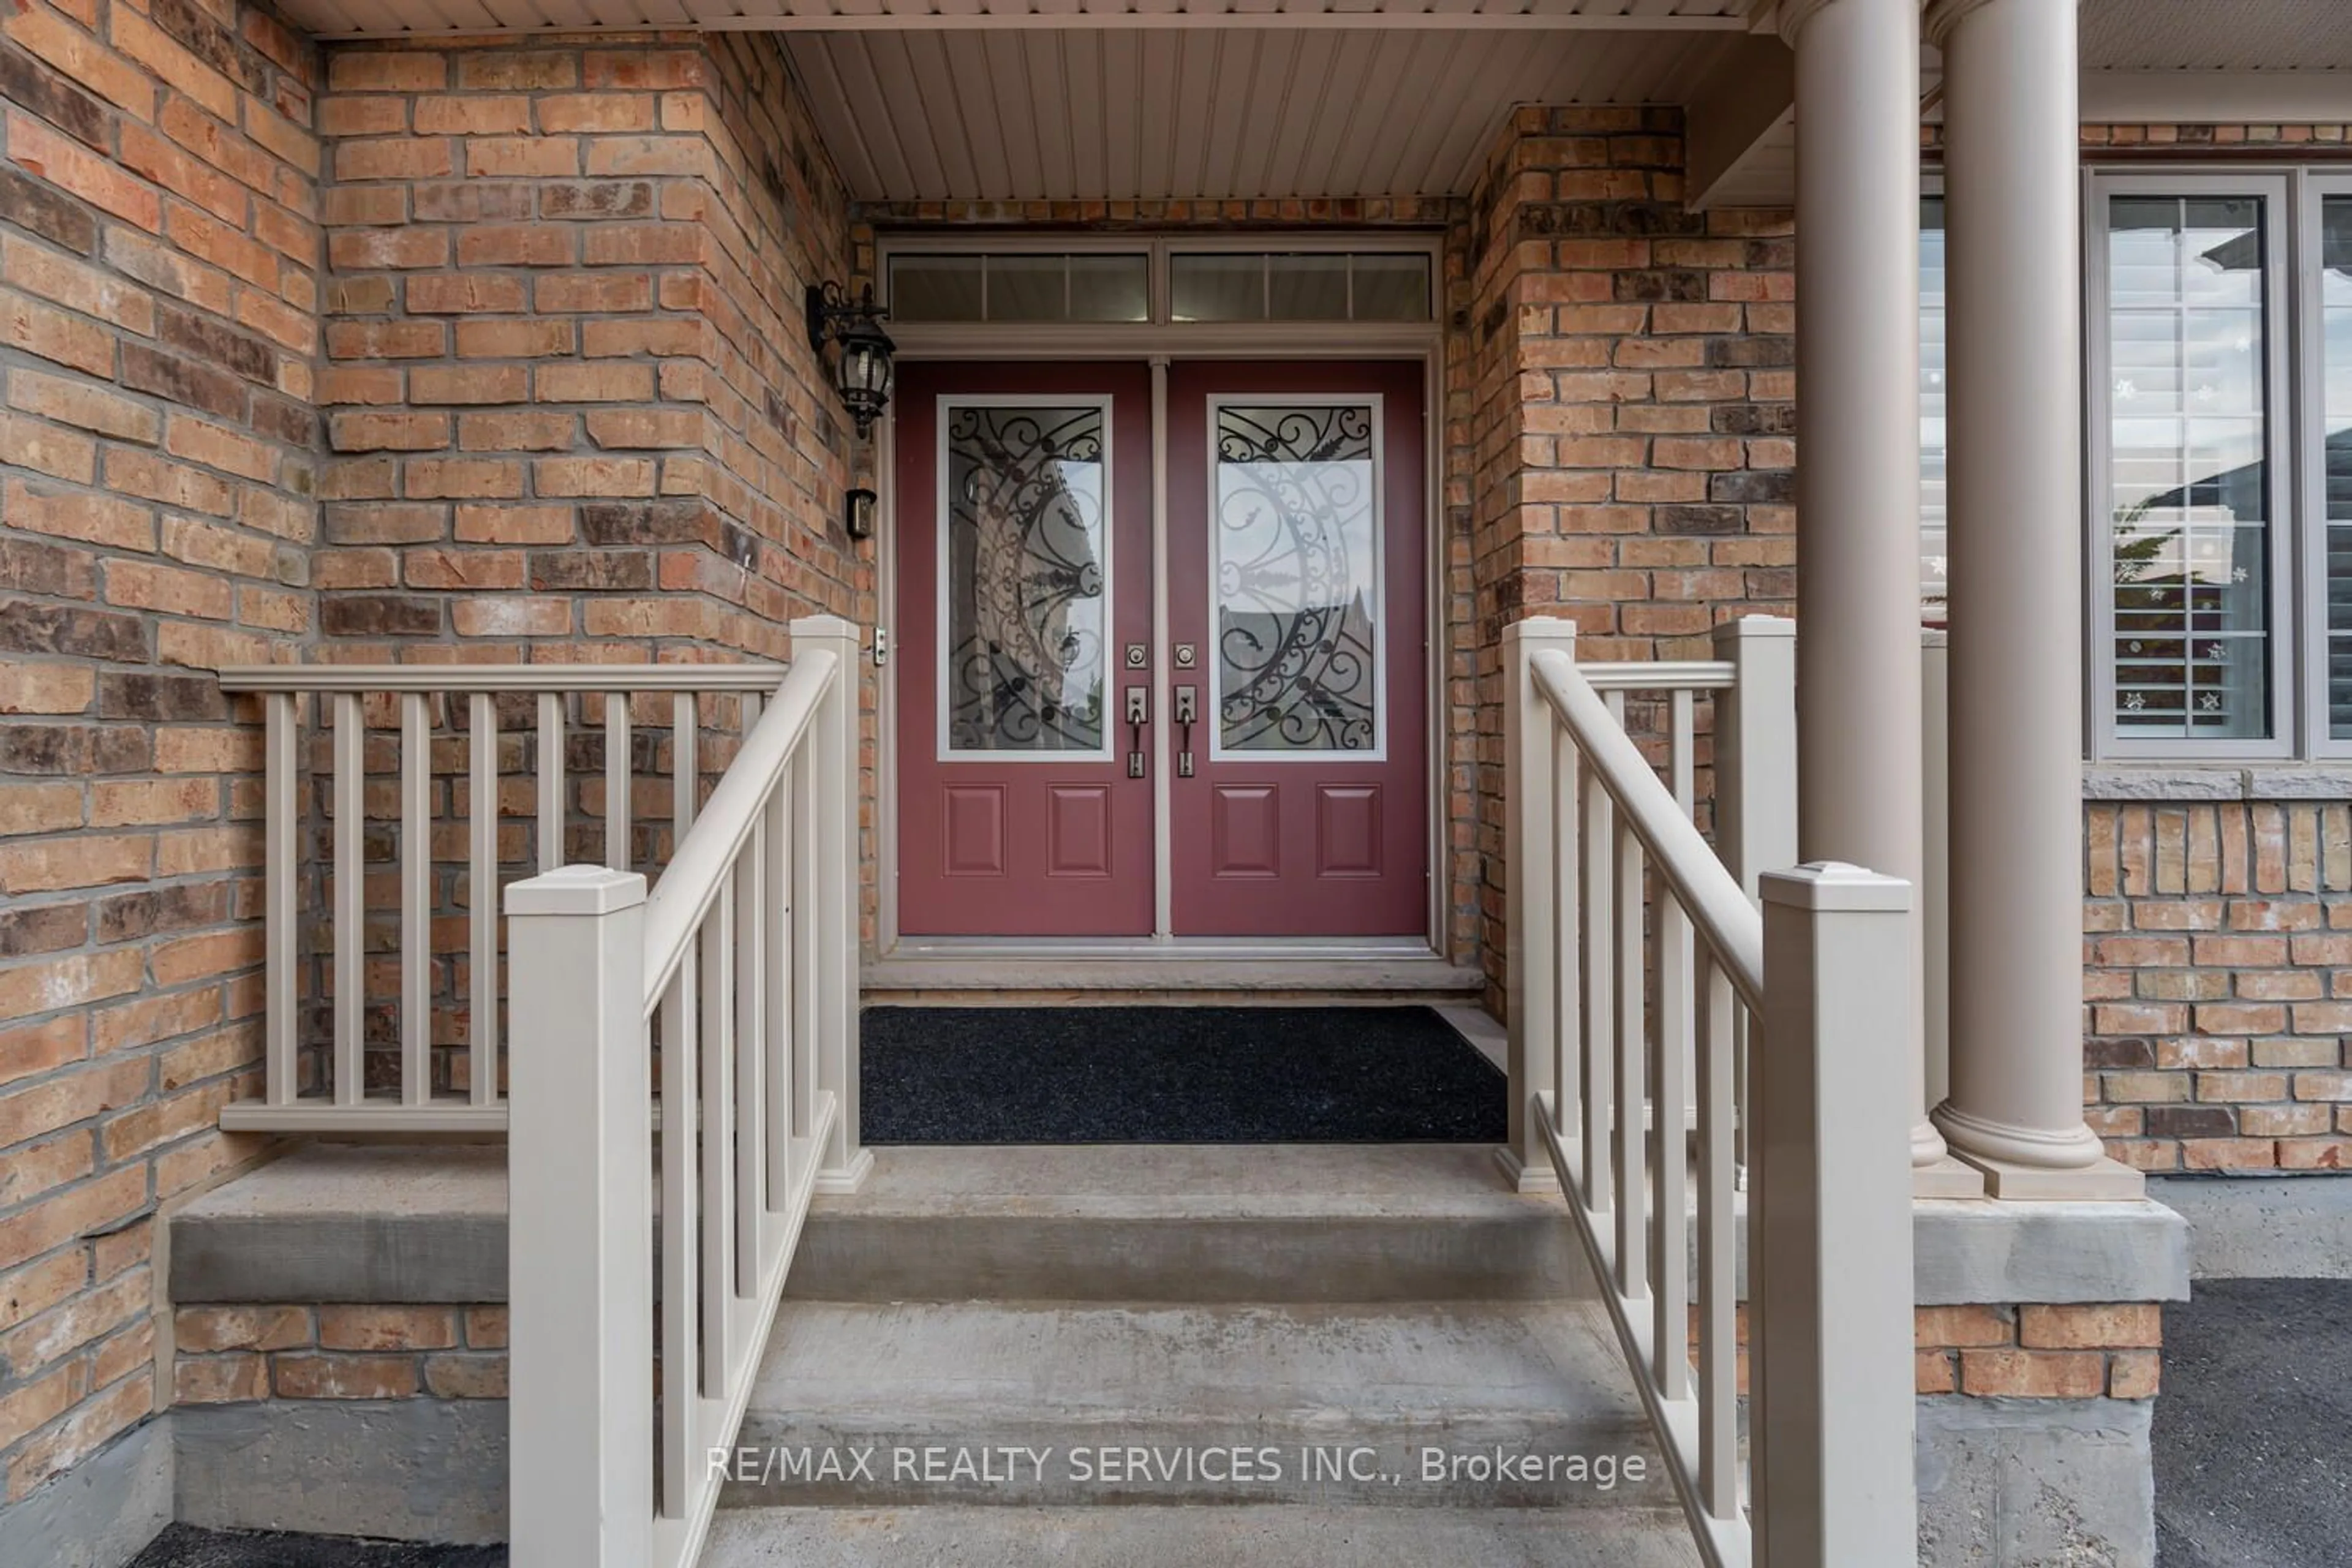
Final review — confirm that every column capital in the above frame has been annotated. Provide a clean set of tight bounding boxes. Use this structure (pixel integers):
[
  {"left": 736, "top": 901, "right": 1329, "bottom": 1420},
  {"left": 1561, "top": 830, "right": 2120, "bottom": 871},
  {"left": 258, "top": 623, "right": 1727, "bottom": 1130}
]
[
  {"left": 1920, "top": 0, "right": 1996, "bottom": 49},
  {"left": 1923, "top": 0, "right": 2077, "bottom": 49},
  {"left": 1773, "top": 0, "right": 1834, "bottom": 45}
]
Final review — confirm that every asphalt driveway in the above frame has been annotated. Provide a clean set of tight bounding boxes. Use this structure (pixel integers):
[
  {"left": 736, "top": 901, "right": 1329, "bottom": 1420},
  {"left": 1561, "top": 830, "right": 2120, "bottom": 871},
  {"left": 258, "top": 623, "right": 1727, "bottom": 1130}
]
[{"left": 2155, "top": 1278, "right": 2352, "bottom": 1567}]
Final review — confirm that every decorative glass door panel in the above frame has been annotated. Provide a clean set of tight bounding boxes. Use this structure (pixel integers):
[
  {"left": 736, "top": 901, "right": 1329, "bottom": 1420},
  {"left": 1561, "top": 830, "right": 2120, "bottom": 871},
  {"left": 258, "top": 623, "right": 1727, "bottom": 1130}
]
[
  {"left": 942, "top": 401, "right": 1111, "bottom": 757},
  {"left": 1210, "top": 402, "right": 1383, "bottom": 758},
  {"left": 895, "top": 366, "right": 1154, "bottom": 937},
  {"left": 1169, "top": 363, "right": 1427, "bottom": 937}
]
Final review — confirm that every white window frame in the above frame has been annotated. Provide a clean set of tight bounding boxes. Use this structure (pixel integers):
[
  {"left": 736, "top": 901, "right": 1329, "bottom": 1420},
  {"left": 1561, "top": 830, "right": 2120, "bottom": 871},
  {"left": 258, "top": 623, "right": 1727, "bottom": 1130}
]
[
  {"left": 933, "top": 391, "right": 1120, "bottom": 765},
  {"left": 1202, "top": 392, "right": 1390, "bottom": 764},
  {"left": 2083, "top": 170, "right": 2299, "bottom": 762},
  {"left": 2297, "top": 169, "right": 2352, "bottom": 760}
]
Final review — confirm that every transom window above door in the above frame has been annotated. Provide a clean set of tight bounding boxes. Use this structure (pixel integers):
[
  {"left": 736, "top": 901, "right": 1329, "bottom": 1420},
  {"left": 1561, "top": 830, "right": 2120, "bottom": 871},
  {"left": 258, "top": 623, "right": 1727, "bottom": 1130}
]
[{"left": 882, "top": 243, "right": 1436, "bottom": 328}]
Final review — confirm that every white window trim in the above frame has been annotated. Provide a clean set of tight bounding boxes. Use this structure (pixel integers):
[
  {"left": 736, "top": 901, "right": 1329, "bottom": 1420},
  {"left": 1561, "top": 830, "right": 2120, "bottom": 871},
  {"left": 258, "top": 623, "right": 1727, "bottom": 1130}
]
[
  {"left": 2082, "top": 169, "right": 2299, "bottom": 763},
  {"left": 2297, "top": 168, "right": 2352, "bottom": 760}
]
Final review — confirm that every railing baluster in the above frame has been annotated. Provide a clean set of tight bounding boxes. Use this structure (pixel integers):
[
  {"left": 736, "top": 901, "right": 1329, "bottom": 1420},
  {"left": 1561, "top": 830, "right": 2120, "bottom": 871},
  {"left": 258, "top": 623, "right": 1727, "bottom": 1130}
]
[
  {"left": 790, "top": 748, "right": 819, "bottom": 1141},
  {"left": 1697, "top": 949, "right": 1741, "bottom": 1521},
  {"left": 1613, "top": 810, "right": 1646, "bottom": 1301},
  {"left": 734, "top": 842, "right": 762, "bottom": 1290},
  {"left": 1550, "top": 722, "right": 1580, "bottom": 1149},
  {"left": 1581, "top": 755, "right": 1614, "bottom": 1212},
  {"left": 606, "top": 693, "right": 631, "bottom": 872},
  {"left": 264, "top": 692, "right": 296, "bottom": 1107},
  {"left": 469, "top": 693, "right": 497, "bottom": 1107},
  {"left": 658, "top": 954, "right": 696, "bottom": 1522},
  {"left": 702, "top": 874, "right": 735, "bottom": 1385},
  {"left": 673, "top": 692, "right": 698, "bottom": 842},
  {"left": 538, "top": 692, "right": 565, "bottom": 874},
  {"left": 1652, "top": 889, "right": 1691, "bottom": 1401},
  {"left": 333, "top": 692, "right": 363, "bottom": 1106},
  {"left": 401, "top": 693, "right": 431, "bottom": 1106},
  {"left": 764, "top": 769, "right": 793, "bottom": 1207}
]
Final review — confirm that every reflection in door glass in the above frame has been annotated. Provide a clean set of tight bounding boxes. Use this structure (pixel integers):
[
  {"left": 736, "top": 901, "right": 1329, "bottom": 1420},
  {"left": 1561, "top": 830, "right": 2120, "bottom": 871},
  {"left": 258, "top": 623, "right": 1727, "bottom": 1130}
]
[
  {"left": 1213, "top": 404, "right": 1380, "bottom": 753},
  {"left": 944, "top": 405, "right": 1109, "bottom": 753}
]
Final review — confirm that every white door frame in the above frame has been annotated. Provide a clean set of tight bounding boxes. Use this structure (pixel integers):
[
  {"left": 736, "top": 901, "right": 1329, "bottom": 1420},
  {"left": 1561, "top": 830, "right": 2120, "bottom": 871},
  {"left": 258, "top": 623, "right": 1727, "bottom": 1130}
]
[{"left": 869, "top": 235, "right": 1451, "bottom": 963}]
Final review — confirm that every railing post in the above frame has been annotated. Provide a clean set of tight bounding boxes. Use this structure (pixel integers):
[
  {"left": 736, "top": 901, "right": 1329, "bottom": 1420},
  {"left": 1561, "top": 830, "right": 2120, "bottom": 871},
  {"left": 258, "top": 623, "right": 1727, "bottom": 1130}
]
[
  {"left": 1710, "top": 614, "right": 1796, "bottom": 901},
  {"left": 1501, "top": 616, "right": 1576, "bottom": 1192},
  {"left": 791, "top": 614, "right": 870, "bottom": 1194},
  {"left": 1752, "top": 862, "right": 1917, "bottom": 1568},
  {"left": 505, "top": 865, "right": 650, "bottom": 1568}
]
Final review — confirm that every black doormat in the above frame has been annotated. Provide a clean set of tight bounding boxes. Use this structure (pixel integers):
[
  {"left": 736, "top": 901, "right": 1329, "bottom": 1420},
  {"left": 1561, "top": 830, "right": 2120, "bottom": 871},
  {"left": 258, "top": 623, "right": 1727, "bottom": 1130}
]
[
  {"left": 129, "top": 1525, "right": 502, "bottom": 1567},
  {"left": 861, "top": 1005, "right": 1506, "bottom": 1144}
]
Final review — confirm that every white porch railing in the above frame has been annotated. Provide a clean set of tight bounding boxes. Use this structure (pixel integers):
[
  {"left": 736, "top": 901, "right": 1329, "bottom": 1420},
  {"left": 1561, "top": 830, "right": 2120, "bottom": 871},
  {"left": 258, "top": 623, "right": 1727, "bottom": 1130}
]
[
  {"left": 505, "top": 614, "right": 864, "bottom": 1568},
  {"left": 216, "top": 659, "right": 792, "bottom": 1132},
  {"left": 1504, "top": 616, "right": 1917, "bottom": 1568}
]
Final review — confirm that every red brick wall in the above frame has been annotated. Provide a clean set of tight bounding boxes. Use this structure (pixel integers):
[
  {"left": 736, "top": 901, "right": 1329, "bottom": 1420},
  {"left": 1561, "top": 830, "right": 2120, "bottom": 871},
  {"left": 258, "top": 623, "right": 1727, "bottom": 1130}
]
[
  {"left": 2084, "top": 794, "right": 2352, "bottom": 1173},
  {"left": 0, "top": 0, "right": 318, "bottom": 1504},
  {"left": 174, "top": 1301, "right": 505, "bottom": 1404},
  {"left": 312, "top": 33, "right": 863, "bottom": 663},
  {"left": 1461, "top": 109, "right": 1795, "bottom": 1005},
  {"left": 290, "top": 34, "right": 872, "bottom": 1095}
]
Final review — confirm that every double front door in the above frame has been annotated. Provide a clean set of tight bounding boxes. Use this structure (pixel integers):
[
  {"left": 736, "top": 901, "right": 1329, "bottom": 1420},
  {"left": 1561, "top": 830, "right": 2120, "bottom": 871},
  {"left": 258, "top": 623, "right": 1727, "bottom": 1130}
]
[{"left": 894, "top": 360, "right": 1427, "bottom": 939}]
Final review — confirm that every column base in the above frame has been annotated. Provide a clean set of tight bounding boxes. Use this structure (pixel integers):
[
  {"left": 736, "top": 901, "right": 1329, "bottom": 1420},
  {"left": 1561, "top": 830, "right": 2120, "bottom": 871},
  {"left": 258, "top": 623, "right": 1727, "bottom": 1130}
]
[
  {"left": 1953, "top": 1152, "right": 2146, "bottom": 1200},
  {"left": 1914, "top": 1155, "right": 1986, "bottom": 1199}
]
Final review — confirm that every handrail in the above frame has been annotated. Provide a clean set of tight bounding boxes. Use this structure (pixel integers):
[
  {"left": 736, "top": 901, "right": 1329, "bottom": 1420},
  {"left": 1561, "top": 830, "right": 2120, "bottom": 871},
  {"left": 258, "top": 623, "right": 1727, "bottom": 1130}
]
[
  {"left": 1529, "top": 647, "right": 1764, "bottom": 1010},
  {"left": 219, "top": 663, "right": 787, "bottom": 693},
  {"left": 641, "top": 647, "right": 837, "bottom": 1009}
]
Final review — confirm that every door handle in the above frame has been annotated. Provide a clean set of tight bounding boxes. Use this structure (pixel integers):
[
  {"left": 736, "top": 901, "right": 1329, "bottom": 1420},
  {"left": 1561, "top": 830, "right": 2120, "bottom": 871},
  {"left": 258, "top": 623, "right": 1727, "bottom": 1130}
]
[
  {"left": 1174, "top": 685, "right": 1197, "bottom": 777},
  {"left": 1125, "top": 686, "right": 1147, "bottom": 778}
]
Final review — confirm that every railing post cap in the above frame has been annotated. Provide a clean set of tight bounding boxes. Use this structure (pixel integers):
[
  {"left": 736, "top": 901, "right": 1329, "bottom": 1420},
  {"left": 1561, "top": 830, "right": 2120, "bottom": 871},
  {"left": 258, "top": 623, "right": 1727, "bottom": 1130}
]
[
  {"left": 1712, "top": 614, "right": 1795, "bottom": 647},
  {"left": 788, "top": 612, "right": 860, "bottom": 641},
  {"left": 504, "top": 864, "right": 647, "bottom": 918},
  {"left": 1501, "top": 615, "right": 1578, "bottom": 647},
  {"left": 1760, "top": 861, "right": 1913, "bottom": 913}
]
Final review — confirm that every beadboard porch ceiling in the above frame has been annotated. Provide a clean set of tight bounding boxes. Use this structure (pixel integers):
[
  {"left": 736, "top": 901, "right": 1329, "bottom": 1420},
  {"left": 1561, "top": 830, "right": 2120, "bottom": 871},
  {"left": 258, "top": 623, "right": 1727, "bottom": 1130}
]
[{"left": 281, "top": 0, "right": 2352, "bottom": 207}]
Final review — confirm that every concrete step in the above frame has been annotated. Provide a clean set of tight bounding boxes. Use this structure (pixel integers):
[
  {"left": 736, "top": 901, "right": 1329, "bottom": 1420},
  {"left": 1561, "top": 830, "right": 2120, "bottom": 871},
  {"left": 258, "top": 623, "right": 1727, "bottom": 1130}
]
[
  {"left": 703, "top": 1506, "right": 1703, "bottom": 1567},
  {"left": 725, "top": 1298, "right": 1670, "bottom": 1510},
  {"left": 788, "top": 1144, "right": 1589, "bottom": 1303}
]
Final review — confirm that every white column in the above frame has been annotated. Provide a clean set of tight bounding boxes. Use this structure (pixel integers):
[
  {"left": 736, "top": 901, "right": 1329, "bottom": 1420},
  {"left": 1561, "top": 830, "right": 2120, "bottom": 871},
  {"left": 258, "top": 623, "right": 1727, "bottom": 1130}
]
[
  {"left": 1927, "top": 0, "right": 2139, "bottom": 1197},
  {"left": 1781, "top": 0, "right": 1967, "bottom": 1191}
]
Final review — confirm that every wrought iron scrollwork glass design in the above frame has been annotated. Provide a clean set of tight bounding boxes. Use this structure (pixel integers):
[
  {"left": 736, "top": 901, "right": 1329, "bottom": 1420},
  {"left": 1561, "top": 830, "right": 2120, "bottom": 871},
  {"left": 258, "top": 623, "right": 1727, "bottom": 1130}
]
[
  {"left": 943, "top": 404, "right": 1110, "bottom": 754},
  {"left": 1212, "top": 403, "right": 1381, "bottom": 753}
]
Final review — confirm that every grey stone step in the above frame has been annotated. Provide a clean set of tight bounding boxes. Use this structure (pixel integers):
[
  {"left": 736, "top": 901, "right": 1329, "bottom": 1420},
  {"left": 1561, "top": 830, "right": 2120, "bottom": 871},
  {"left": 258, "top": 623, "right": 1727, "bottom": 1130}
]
[
  {"left": 788, "top": 1145, "right": 1591, "bottom": 1303},
  {"left": 704, "top": 1506, "right": 1703, "bottom": 1567},
  {"left": 726, "top": 1298, "right": 1670, "bottom": 1510}
]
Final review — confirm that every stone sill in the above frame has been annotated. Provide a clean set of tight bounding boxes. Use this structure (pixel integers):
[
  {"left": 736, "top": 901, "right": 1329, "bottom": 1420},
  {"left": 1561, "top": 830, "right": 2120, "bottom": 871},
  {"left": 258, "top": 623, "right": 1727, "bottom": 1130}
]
[{"left": 2082, "top": 764, "right": 2352, "bottom": 802}]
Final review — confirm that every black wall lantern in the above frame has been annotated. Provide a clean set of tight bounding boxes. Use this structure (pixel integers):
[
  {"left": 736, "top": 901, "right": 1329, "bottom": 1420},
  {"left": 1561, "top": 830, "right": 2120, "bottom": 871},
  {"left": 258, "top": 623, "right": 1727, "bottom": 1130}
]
[{"left": 805, "top": 281, "right": 895, "bottom": 439}]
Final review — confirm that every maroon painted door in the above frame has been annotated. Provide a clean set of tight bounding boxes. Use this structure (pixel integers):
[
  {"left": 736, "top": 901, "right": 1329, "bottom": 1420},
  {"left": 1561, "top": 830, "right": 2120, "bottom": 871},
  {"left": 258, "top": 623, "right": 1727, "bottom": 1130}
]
[
  {"left": 1167, "top": 361, "right": 1428, "bottom": 937},
  {"left": 894, "top": 362, "right": 1155, "bottom": 936}
]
